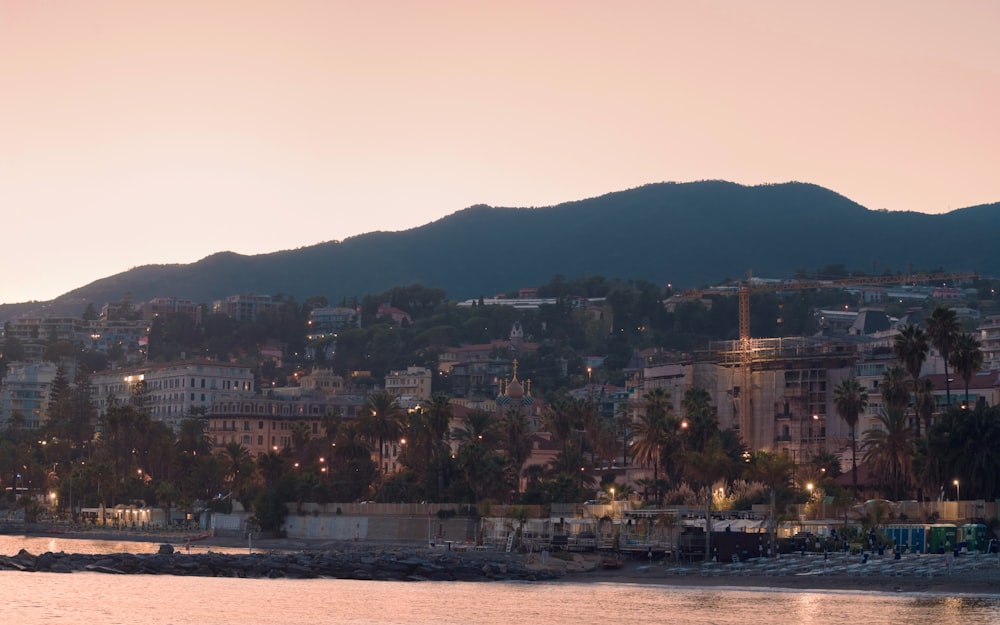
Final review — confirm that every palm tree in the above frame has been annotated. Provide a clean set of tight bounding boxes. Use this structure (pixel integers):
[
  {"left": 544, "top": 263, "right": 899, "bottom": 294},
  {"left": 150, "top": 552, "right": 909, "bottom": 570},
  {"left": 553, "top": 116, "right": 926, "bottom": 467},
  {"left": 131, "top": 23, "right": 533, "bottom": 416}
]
[
  {"left": 681, "top": 386, "right": 717, "bottom": 452},
  {"left": 222, "top": 442, "right": 255, "bottom": 500},
  {"left": 927, "top": 404, "right": 1000, "bottom": 501},
  {"left": 862, "top": 408, "right": 914, "bottom": 500},
  {"left": 950, "top": 332, "right": 984, "bottom": 406},
  {"left": 912, "top": 378, "right": 936, "bottom": 438},
  {"left": 833, "top": 377, "right": 868, "bottom": 497},
  {"left": 362, "top": 390, "right": 402, "bottom": 476},
  {"left": 685, "top": 437, "right": 736, "bottom": 561},
  {"left": 630, "top": 389, "right": 674, "bottom": 503},
  {"left": 541, "top": 398, "right": 577, "bottom": 447},
  {"left": 880, "top": 365, "right": 910, "bottom": 414},
  {"left": 894, "top": 324, "right": 929, "bottom": 402},
  {"left": 747, "top": 450, "right": 793, "bottom": 558},
  {"left": 925, "top": 306, "right": 960, "bottom": 406},
  {"left": 421, "top": 393, "right": 453, "bottom": 501},
  {"left": 502, "top": 408, "right": 532, "bottom": 496}
]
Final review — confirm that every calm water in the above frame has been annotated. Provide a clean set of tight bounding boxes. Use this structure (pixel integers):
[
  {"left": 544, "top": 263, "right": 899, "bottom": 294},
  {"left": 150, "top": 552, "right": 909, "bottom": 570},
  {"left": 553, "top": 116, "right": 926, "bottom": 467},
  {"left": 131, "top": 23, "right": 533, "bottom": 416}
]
[{"left": 1, "top": 536, "right": 999, "bottom": 625}]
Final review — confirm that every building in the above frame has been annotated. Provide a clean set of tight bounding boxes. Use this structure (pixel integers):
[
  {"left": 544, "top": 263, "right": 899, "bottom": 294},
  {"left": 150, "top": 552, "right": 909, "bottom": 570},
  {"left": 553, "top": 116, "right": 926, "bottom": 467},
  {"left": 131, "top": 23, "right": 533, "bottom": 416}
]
[
  {"left": 140, "top": 297, "right": 202, "bottom": 324},
  {"left": 211, "top": 294, "right": 280, "bottom": 322},
  {"left": 978, "top": 315, "right": 1000, "bottom": 371},
  {"left": 307, "top": 306, "right": 360, "bottom": 340},
  {"left": 298, "top": 368, "right": 347, "bottom": 398},
  {"left": 384, "top": 366, "right": 432, "bottom": 405},
  {"left": 91, "top": 360, "right": 256, "bottom": 432},
  {"left": 206, "top": 396, "right": 366, "bottom": 457},
  {"left": 0, "top": 361, "right": 59, "bottom": 429}
]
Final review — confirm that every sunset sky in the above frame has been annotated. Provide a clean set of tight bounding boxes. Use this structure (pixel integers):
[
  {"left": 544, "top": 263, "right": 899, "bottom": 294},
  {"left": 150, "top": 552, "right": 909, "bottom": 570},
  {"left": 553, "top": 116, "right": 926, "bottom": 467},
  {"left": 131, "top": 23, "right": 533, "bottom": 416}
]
[{"left": 2, "top": 1, "right": 998, "bottom": 305}]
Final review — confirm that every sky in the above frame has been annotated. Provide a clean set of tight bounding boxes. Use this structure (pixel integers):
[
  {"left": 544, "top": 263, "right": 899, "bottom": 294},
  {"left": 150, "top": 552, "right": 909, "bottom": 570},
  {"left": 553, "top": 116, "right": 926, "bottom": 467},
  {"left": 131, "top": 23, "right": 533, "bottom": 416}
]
[{"left": 2, "top": 1, "right": 998, "bottom": 305}]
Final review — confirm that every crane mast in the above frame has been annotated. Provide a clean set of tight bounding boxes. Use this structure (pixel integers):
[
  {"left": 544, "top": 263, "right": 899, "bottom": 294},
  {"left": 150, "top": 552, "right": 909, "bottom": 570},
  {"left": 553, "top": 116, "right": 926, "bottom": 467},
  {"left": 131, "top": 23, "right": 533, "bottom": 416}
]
[{"left": 732, "top": 270, "right": 976, "bottom": 445}]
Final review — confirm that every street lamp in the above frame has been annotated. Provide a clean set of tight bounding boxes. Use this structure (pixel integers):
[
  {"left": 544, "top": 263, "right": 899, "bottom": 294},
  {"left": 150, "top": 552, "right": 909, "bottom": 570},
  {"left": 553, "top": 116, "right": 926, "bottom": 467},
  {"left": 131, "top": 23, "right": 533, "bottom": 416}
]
[{"left": 954, "top": 479, "right": 960, "bottom": 503}]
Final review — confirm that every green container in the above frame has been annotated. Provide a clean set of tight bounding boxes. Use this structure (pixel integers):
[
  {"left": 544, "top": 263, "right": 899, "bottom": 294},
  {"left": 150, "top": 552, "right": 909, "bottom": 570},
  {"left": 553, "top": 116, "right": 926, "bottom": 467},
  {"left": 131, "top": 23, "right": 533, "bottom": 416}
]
[
  {"left": 927, "top": 524, "right": 958, "bottom": 554},
  {"left": 960, "top": 524, "right": 987, "bottom": 553}
]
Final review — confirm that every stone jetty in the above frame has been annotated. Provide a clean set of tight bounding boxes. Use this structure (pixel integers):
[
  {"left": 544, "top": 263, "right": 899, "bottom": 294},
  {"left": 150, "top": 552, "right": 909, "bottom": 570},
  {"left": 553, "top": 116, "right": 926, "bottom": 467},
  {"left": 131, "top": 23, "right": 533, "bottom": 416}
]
[{"left": 0, "top": 547, "right": 562, "bottom": 582}]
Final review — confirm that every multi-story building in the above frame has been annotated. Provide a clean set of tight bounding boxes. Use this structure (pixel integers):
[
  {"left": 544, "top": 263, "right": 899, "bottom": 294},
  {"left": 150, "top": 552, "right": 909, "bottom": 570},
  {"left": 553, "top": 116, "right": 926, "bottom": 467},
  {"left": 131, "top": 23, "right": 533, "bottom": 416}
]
[
  {"left": 298, "top": 368, "right": 347, "bottom": 398},
  {"left": 85, "top": 318, "right": 149, "bottom": 359},
  {"left": 211, "top": 294, "right": 279, "bottom": 322},
  {"left": 206, "top": 395, "right": 366, "bottom": 457},
  {"left": 140, "top": 297, "right": 202, "bottom": 324},
  {"left": 978, "top": 315, "right": 1000, "bottom": 371},
  {"left": 91, "top": 360, "right": 256, "bottom": 432},
  {"left": 384, "top": 366, "right": 432, "bottom": 405},
  {"left": 306, "top": 306, "right": 359, "bottom": 340},
  {"left": 4, "top": 315, "right": 88, "bottom": 344},
  {"left": 0, "top": 361, "right": 60, "bottom": 429}
]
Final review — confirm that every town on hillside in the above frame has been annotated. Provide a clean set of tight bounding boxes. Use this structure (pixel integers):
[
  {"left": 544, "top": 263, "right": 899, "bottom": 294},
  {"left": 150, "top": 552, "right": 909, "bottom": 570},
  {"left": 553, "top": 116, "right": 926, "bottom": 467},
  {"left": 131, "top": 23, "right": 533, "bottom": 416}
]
[{"left": 1, "top": 273, "right": 999, "bottom": 558}]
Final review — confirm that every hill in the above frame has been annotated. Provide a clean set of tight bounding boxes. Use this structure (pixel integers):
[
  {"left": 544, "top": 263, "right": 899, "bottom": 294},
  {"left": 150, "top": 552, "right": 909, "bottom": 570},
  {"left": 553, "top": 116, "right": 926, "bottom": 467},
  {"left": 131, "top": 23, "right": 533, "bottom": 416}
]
[{"left": 3, "top": 180, "right": 998, "bottom": 320}]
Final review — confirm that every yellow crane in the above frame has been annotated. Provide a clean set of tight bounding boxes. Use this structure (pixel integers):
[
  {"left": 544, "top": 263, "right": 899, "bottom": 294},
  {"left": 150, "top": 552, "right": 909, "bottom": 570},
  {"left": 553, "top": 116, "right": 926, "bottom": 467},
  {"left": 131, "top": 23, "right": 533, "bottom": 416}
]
[{"left": 696, "top": 270, "right": 977, "bottom": 440}]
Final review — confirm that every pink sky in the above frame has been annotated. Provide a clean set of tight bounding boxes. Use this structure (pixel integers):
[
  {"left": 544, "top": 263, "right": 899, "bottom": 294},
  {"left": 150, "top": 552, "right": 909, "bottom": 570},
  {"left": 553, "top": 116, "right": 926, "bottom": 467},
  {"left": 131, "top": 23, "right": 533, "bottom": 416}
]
[{"left": 2, "top": 1, "right": 998, "bottom": 304}]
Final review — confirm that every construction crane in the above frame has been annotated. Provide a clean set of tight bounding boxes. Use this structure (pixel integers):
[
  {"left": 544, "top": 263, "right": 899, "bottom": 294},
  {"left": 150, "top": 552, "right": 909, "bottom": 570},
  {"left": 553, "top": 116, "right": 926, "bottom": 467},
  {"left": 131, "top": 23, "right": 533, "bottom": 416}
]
[{"left": 692, "top": 270, "right": 978, "bottom": 441}]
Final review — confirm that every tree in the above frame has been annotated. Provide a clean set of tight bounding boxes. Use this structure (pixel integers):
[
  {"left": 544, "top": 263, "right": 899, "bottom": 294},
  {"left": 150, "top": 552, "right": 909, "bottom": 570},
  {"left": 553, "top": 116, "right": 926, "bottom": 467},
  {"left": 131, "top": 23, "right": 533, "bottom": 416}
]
[
  {"left": 880, "top": 366, "right": 910, "bottom": 414},
  {"left": 894, "top": 323, "right": 928, "bottom": 391},
  {"left": 950, "top": 332, "right": 984, "bottom": 406},
  {"left": 925, "top": 306, "right": 960, "bottom": 406},
  {"left": 912, "top": 378, "right": 936, "bottom": 439},
  {"left": 222, "top": 442, "right": 255, "bottom": 502},
  {"left": 502, "top": 408, "right": 532, "bottom": 497},
  {"left": 630, "top": 389, "right": 674, "bottom": 503},
  {"left": 862, "top": 407, "right": 913, "bottom": 500},
  {"left": 684, "top": 437, "right": 736, "bottom": 561},
  {"left": 927, "top": 404, "right": 1000, "bottom": 501},
  {"left": 680, "top": 386, "right": 717, "bottom": 453},
  {"left": 833, "top": 377, "right": 868, "bottom": 498},
  {"left": 746, "top": 450, "right": 793, "bottom": 558},
  {"left": 362, "top": 390, "right": 402, "bottom": 477}
]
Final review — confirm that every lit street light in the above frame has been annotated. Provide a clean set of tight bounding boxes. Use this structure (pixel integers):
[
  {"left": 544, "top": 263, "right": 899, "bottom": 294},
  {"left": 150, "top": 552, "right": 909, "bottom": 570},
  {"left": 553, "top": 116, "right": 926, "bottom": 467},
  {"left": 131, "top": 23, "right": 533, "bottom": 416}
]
[{"left": 954, "top": 479, "right": 961, "bottom": 520}]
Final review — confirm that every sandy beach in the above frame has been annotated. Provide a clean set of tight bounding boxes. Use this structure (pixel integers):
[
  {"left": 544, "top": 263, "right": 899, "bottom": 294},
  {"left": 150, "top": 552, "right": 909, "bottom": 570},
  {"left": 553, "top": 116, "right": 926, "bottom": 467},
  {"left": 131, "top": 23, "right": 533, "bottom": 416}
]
[{"left": 16, "top": 527, "right": 1000, "bottom": 595}]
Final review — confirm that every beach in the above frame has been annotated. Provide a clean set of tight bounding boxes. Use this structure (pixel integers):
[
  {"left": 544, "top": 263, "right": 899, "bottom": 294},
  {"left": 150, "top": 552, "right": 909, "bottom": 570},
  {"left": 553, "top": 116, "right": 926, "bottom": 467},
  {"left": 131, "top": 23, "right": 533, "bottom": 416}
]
[{"left": 13, "top": 527, "right": 1000, "bottom": 594}]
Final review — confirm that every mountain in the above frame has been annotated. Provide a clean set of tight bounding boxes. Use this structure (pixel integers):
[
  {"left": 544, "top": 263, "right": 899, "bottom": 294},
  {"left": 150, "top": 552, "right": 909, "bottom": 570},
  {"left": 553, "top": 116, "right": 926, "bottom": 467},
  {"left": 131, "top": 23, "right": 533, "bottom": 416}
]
[{"left": 4, "top": 181, "right": 998, "bottom": 321}]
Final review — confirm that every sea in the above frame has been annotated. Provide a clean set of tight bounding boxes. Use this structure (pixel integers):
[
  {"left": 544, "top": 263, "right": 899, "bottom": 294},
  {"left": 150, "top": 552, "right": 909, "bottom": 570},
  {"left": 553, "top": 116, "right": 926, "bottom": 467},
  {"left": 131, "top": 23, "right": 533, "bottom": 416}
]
[{"left": 1, "top": 536, "right": 999, "bottom": 625}]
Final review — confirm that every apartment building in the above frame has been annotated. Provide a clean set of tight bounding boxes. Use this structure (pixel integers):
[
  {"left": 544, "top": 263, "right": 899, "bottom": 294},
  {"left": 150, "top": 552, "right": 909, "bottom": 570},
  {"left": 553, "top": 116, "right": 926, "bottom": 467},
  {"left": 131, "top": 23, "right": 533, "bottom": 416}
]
[
  {"left": 0, "top": 361, "right": 60, "bottom": 429},
  {"left": 306, "top": 306, "right": 359, "bottom": 340},
  {"left": 979, "top": 315, "right": 1000, "bottom": 371},
  {"left": 91, "top": 360, "right": 255, "bottom": 432},
  {"left": 211, "top": 294, "right": 280, "bottom": 322},
  {"left": 140, "top": 297, "right": 202, "bottom": 324},
  {"left": 206, "top": 395, "right": 366, "bottom": 457},
  {"left": 384, "top": 366, "right": 432, "bottom": 404}
]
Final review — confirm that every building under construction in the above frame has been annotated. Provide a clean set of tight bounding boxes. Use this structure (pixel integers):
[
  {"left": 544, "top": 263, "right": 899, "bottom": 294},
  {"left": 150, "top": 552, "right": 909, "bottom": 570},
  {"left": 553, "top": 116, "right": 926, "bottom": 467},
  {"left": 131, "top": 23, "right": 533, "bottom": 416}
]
[{"left": 639, "top": 335, "right": 876, "bottom": 462}]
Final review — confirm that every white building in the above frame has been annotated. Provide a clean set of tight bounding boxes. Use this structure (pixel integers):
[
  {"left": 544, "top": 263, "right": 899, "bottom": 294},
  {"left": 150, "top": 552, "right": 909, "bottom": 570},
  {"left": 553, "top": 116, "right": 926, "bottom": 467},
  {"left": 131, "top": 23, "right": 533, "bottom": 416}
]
[
  {"left": 91, "top": 360, "right": 255, "bottom": 432},
  {"left": 979, "top": 315, "right": 1000, "bottom": 371}
]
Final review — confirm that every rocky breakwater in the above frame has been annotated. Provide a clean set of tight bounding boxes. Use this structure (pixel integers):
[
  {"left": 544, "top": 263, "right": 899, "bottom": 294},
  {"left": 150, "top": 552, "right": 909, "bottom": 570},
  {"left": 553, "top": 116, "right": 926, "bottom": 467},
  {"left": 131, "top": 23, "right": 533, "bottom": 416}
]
[{"left": 0, "top": 547, "right": 563, "bottom": 582}]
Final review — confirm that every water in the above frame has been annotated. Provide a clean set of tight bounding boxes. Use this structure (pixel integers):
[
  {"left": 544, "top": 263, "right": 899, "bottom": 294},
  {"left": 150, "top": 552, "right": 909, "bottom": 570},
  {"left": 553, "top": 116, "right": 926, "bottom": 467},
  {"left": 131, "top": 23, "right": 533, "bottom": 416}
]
[{"left": 1, "top": 536, "right": 999, "bottom": 625}]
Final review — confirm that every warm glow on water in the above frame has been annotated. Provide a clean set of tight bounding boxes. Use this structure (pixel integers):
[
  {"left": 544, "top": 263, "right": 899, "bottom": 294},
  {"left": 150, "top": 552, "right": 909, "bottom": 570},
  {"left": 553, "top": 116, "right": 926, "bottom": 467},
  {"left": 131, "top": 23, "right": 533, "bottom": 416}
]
[
  {"left": 1, "top": 537, "right": 999, "bottom": 624},
  {"left": 1, "top": 574, "right": 999, "bottom": 625}
]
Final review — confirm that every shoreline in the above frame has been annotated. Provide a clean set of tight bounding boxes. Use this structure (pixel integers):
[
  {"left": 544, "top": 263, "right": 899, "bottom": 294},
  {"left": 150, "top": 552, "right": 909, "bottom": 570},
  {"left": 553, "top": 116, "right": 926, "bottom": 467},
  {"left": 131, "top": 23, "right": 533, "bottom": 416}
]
[{"left": 11, "top": 528, "right": 1000, "bottom": 595}]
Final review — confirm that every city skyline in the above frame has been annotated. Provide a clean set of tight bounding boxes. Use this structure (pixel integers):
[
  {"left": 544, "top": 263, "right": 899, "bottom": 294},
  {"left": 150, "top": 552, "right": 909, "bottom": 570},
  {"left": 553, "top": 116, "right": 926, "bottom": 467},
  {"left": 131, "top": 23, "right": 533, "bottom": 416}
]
[{"left": 2, "top": 1, "right": 998, "bottom": 304}]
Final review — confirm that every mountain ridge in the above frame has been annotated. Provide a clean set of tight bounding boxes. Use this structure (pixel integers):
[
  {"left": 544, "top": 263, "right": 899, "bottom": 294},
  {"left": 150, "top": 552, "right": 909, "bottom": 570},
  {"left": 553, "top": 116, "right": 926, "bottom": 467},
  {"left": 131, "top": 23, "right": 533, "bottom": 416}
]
[{"left": 4, "top": 181, "right": 997, "bottom": 321}]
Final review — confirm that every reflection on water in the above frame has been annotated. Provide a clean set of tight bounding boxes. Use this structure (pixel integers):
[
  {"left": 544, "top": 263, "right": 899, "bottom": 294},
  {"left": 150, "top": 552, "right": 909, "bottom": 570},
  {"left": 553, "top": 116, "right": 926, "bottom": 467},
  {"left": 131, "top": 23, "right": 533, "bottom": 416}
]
[
  {"left": 1, "top": 536, "right": 999, "bottom": 625},
  {"left": 0, "top": 534, "right": 247, "bottom": 557}
]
